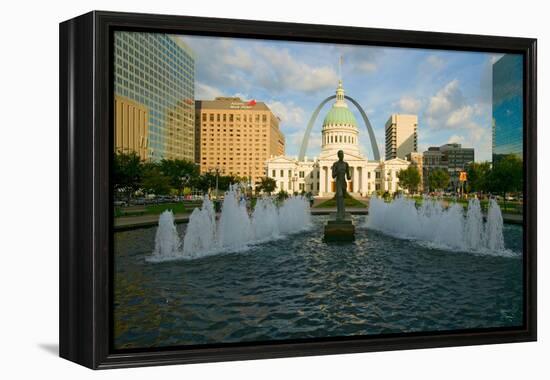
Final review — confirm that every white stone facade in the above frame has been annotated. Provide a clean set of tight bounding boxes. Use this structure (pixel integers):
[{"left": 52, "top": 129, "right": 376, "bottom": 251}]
[
  {"left": 265, "top": 81, "right": 411, "bottom": 197},
  {"left": 266, "top": 155, "right": 410, "bottom": 197}
]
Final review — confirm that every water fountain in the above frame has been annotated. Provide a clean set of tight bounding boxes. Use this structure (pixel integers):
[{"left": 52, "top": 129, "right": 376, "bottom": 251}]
[
  {"left": 366, "top": 196, "right": 509, "bottom": 255},
  {"left": 149, "top": 210, "right": 181, "bottom": 262},
  {"left": 149, "top": 186, "right": 312, "bottom": 262}
]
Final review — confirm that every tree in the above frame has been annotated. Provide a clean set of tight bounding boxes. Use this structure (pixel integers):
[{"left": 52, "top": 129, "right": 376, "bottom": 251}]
[
  {"left": 396, "top": 166, "right": 421, "bottom": 194},
  {"left": 141, "top": 163, "right": 171, "bottom": 196},
  {"left": 487, "top": 155, "right": 523, "bottom": 196},
  {"left": 159, "top": 159, "right": 199, "bottom": 195},
  {"left": 466, "top": 162, "right": 491, "bottom": 193},
  {"left": 191, "top": 172, "right": 215, "bottom": 194},
  {"left": 277, "top": 190, "right": 289, "bottom": 202},
  {"left": 255, "top": 176, "right": 277, "bottom": 195},
  {"left": 113, "top": 151, "right": 143, "bottom": 202},
  {"left": 428, "top": 168, "right": 450, "bottom": 192}
]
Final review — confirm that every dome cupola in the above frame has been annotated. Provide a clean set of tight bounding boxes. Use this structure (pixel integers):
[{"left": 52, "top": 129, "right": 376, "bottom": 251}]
[{"left": 320, "top": 80, "right": 362, "bottom": 157}]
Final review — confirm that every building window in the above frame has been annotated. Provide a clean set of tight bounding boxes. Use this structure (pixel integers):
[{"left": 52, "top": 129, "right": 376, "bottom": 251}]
[
  {"left": 209, "top": 114, "right": 214, "bottom": 122},
  {"left": 272, "top": 170, "right": 276, "bottom": 177},
  {"left": 262, "top": 115, "right": 267, "bottom": 122},
  {"left": 288, "top": 170, "right": 292, "bottom": 177},
  {"left": 299, "top": 183, "right": 305, "bottom": 191},
  {"left": 202, "top": 113, "right": 206, "bottom": 122},
  {"left": 376, "top": 172, "right": 380, "bottom": 179},
  {"left": 368, "top": 172, "right": 371, "bottom": 179},
  {"left": 280, "top": 170, "right": 284, "bottom": 177},
  {"left": 280, "top": 182, "right": 284, "bottom": 190},
  {"left": 299, "top": 171, "right": 305, "bottom": 178}
]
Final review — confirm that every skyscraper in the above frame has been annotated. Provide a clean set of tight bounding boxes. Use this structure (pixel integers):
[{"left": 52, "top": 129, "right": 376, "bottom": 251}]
[
  {"left": 492, "top": 54, "right": 523, "bottom": 163},
  {"left": 114, "top": 32, "right": 195, "bottom": 161},
  {"left": 195, "top": 97, "right": 285, "bottom": 183},
  {"left": 385, "top": 114, "right": 418, "bottom": 160}
]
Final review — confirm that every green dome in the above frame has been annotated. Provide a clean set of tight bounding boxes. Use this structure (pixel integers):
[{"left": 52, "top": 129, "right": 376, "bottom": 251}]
[{"left": 322, "top": 106, "right": 358, "bottom": 127}]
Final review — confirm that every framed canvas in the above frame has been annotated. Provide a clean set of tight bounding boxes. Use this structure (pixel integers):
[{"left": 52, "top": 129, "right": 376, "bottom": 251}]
[{"left": 59, "top": 11, "right": 537, "bottom": 369}]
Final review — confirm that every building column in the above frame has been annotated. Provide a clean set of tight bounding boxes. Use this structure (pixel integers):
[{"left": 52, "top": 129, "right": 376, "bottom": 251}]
[
  {"left": 320, "top": 166, "right": 325, "bottom": 195},
  {"left": 325, "top": 166, "right": 330, "bottom": 195},
  {"left": 353, "top": 166, "right": 359, "bottom": 193}
]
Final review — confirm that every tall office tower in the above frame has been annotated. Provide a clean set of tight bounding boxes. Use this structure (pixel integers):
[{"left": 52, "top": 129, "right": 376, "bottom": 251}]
[
  {"left": 114, "top": 32, "right": 195, "bottom": 161},
  {"left": 195, "top": 97, "right": 285, "bottom": 183},
  {"left": 385, "top": 114, "right": 418, "bottom": 159},
  {"left": 492, "top": 54, "right": 523, "bottom": 163}
]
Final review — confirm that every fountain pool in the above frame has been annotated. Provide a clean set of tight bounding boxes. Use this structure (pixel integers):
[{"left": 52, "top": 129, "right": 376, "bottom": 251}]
[{"left": 114, "top": 198, "right": 523, "bottom": 349}]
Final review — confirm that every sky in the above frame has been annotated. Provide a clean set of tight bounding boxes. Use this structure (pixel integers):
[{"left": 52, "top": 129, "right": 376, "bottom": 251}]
[{"left": 178, "top": 35, "right": 505, "bottom": 162}]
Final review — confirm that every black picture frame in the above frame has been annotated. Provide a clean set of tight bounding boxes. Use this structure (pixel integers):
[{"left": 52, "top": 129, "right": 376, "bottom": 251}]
[{"left": 59, "top": 10, "right": 537, "bottom": 369}]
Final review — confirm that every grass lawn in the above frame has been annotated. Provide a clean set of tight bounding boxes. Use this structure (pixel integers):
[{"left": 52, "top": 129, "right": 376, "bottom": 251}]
[
  {"left": 115, "top": 201, "right": 203, "bottom": 217},
  {"left": 314, "top": 194, "right": 367, "bottom": 208},
  {"left": 409, "top": 195, "right": 522, "bottom": 214}
]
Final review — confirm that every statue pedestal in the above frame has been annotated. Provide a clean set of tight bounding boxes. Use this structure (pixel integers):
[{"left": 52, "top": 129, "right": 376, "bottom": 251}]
[{"left": 324, "top": 213, "right": 355, "bottom": 242}]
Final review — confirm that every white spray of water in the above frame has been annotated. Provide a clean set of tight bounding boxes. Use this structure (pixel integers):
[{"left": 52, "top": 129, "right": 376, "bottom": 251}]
[
  {"left": 366, "top": 196, "right": 514, "bottom": 256},
  {"left": 149, "top": 186, "right": 312, "bottom": 261},
  {"left": 252, "top": 197, "right": 281, "bottom": 241},
  {"left": 181, "top": 197, "right": 216, "bottom": 259},
  {"left": 486, "top": 199, "right": 505, "bottom": 251},
  {"left": 149, "top": 210, "right": 181, "bottom": 261}
]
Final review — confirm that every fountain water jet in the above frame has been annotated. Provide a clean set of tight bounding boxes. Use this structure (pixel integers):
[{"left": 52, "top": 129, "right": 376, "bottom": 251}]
[
  {"left": 366, "top": 196, "right": 514, "bottom": 256},
  {"left": 149, "top": 186, "right": 312, "bottom": 261},
  {"left": 148, "top": 210, "right": 181, "bottom": 262},
  {"left": 182, "top": 197, "right": 216, "bottom": 259}
]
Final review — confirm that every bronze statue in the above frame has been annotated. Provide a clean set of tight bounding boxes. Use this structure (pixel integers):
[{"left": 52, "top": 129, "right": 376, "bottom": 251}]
[{"left": 331, "top": 150, "right": 351, "bottom": 220}]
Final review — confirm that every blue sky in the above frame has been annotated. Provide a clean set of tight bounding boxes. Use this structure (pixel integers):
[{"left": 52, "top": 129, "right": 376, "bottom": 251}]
[{"left": 178, "top": 35, "right": 504, "bottom": 162}]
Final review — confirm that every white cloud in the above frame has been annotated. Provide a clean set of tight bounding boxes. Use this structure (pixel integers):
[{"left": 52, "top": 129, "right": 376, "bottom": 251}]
[
  {"left": 447, "top": 134, "right": 465, "bottom": 144},
  {"left": 196, "top": 82, "right": 224, "bottom": 99},
  {"left": 332, "top": 45, "right": 381, "bottom": 74},
  {"left": 255, "top": 45, "right": 338, "bottom": 92},
  {"left": 184, "top": 36, "right": 339, "bottom": 94},
  {"left": 426, "top": 79, "right": 464, "bottom": 119},
  {"left": 424, "top": 79, "right": 481, "bottom": 129},
  {"left": 426, "top": 55, "right": 446, "bottom": 70},
  {"left": 356, "top": 61, "right": 377, "bottom": 73},
  {"left": 396, "top": 96, "right": 423, "bottom": 113},
  {"left": 422, "top": 80, "right": 492, "bottom": 160},
  {"left": 267, "top": 100, "right": 306, "bottom": 128},
  {"left": 221, "top": 46, "right": 254, "bottom": 70},
  {"left": 446, "top": 105, "right": 474, "bottom": 127}
]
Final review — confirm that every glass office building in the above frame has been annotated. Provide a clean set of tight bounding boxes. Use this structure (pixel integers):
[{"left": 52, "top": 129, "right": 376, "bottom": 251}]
[
  {"left": 114, "top": 32, "right": 195, "bottom": 161},
  {"left": 492, "top": 54, "right": 523, "bottom": 163}
]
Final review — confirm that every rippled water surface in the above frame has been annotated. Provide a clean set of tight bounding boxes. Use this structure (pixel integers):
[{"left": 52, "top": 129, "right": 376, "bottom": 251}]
[{"left": 114, "top": 215, "right": 523, "bottom": 349}]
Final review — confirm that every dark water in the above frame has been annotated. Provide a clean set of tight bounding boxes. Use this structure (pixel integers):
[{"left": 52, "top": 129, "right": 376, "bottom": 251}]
[{"left": 113, "top": 216, "right": 523, "bottom": 349}]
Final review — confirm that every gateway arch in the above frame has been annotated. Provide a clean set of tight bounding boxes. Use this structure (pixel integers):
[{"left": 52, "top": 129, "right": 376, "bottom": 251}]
[{"left": 298, "top": 95, "right": 380, "bottom": 161}]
